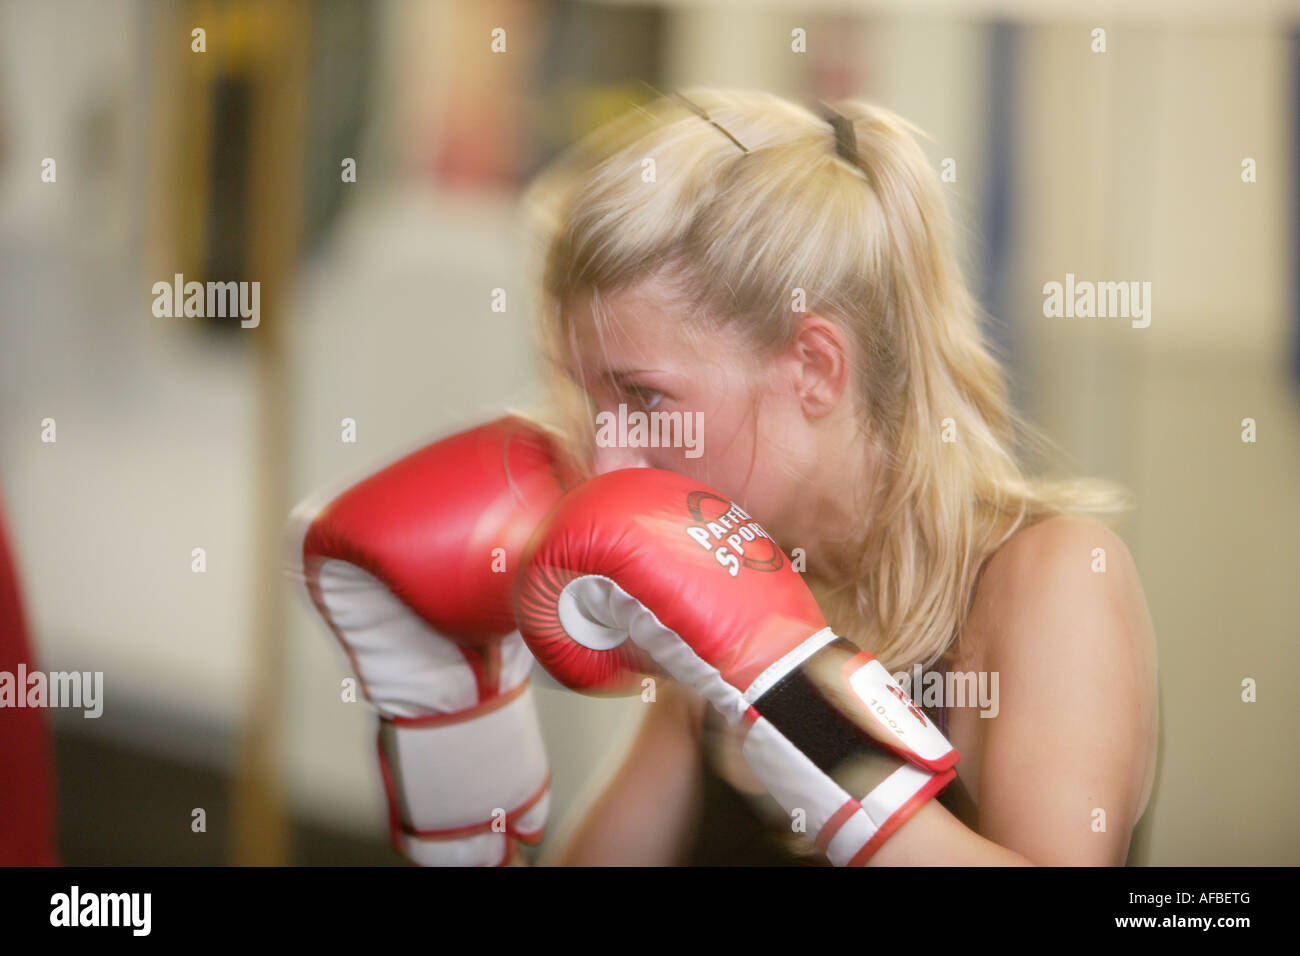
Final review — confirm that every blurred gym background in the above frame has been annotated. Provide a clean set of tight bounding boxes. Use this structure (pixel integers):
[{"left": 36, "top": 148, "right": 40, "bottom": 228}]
[{"left": 0, "top": 0, "right": 1296, "bottom": 866}]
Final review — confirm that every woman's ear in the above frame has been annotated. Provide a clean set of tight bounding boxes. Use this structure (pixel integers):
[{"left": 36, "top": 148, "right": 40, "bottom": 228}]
[{"left": 789, "top": 314, "right": 851, "bottom": 418}]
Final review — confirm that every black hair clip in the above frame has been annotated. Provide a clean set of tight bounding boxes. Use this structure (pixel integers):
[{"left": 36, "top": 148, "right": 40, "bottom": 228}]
[{"left": 820, "top": 102, "right": 861, "bottom": 169}]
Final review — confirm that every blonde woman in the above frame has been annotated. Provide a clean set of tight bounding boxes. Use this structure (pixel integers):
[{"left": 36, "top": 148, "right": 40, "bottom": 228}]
[{"left": 519, "top": 87, "right": 1158, "bottom": 866}]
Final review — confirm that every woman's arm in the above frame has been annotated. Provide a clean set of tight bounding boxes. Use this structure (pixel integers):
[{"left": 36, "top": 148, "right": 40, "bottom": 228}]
[
  {"left": 870, "top": 515, "right": 1159, "bottom": 866},
  {"left": 540, "top": 681, "right": 706, "bottom": 866}
]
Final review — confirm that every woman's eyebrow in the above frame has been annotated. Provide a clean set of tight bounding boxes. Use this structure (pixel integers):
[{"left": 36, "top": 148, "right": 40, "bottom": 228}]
[{"left": 604, "top": 369, "right": 665, "bottom": 382}]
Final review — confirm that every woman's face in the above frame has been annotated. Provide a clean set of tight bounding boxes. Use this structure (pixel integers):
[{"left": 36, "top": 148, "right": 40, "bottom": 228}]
[{"left": 563, "top": 275, "right": 829, "bottom": 546}]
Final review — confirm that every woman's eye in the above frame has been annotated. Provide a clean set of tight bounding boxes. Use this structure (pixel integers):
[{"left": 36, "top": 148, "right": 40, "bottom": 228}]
[{"left": 625, "top": 386, "right": 664, "bottom": 410}]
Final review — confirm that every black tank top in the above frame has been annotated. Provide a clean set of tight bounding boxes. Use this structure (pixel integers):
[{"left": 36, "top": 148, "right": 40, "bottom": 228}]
[{"left": 683, "top": 659, "right": 977, "bottom": 866}]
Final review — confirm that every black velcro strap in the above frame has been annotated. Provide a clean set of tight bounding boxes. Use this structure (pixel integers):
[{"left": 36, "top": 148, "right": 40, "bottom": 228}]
[{"left": 751, "top": 638, "right": 902, "bottom": 794}]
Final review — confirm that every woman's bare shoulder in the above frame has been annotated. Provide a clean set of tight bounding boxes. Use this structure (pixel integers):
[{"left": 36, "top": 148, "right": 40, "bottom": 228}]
[
  {"left": 991, "top": 513, "right": 1130, "bottom": 576},
  {"left": 962, "top": 514, "right": 1149, "bottom": 666}
]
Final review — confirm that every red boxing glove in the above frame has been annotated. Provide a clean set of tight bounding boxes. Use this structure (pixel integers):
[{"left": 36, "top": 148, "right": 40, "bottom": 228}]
[
  {"left": 289, "top": 417, "right": 574, "bottom": 865},
  {"left": 514, "top": 467, "right": 959, "bottom": 866}
]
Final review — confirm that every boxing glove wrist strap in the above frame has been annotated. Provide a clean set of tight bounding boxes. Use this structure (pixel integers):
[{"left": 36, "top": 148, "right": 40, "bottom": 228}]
[
  {"left": 747, "top": 635, "right": 957, "bottom": 773},
  {"left": 377, "top": 683, "right": 550, "bottom": 840},
  {"left": 741, "top": 635, "right": 960, "bottom": 865}
]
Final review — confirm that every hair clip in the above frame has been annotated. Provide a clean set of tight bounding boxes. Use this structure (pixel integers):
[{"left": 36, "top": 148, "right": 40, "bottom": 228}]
[
  {"left": 828, "top": 113, "right": 859, "bottom": 166},
  {"left": 637, "top": 80, "right": 751, "bottom": 155},
  {"left": 674, "top": 91, "right": 751, "bottom": 154},
  {"left": 818, "top": 101, "right": 861, "bottom": 169}
]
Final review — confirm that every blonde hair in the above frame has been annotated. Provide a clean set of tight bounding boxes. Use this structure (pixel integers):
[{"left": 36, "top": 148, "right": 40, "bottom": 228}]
[{"left": 519, "top": 87, "right": 1129, "bottom": 674}]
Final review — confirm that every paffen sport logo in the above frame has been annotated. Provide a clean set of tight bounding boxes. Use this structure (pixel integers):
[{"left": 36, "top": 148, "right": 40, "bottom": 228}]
[{"left": 682, "top": 490, "right": 784, "bottom": 577}]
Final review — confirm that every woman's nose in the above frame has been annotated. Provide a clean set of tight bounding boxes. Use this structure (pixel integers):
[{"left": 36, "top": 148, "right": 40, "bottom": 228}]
[{"left": 591, "top": 443, "right": 650, "bottom": 476}]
